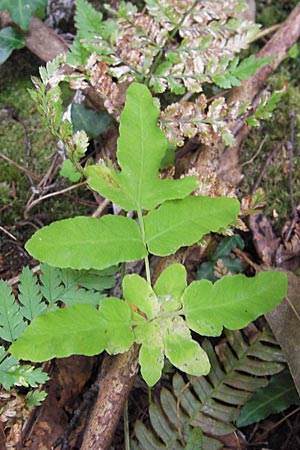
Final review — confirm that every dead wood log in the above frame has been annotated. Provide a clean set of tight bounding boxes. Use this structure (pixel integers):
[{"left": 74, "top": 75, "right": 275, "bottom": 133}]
[
  {"left": 0, "top": 12, "right": 69, "bottom": 62},
  {"left": 80, "top": 344, "right": 140, "bottom": 450}
]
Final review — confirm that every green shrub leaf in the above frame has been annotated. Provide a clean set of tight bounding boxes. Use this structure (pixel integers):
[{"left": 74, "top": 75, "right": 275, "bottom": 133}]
[
  {"left": 87, "top": 83, "right": 198, "bottom": 211},
  {"left": 25, "top": 216, "right": 147, "bottom": 270},
  {"left": 60, "top": 159, "right": 82, "bottom": 182},
  {"left": 71, "top": 103, "right": 112, "bottom": 138},
  {"left": 0, "top": 27, "right": 25, "bottom": 64},
  {"left": 145, "top": 196, "right": 240, "bottom": 256},
  {"left": 183, "top": 271, "right": 288, "bottom": 337},
  {"left": 0, "top": 0, "right": 47, "bottom": 30},
  {"left": 10, "top": 304, "right": 108, "bottom": 361},
  {"left": 237, "top": 370, "right": 300, "bottom": 427}
]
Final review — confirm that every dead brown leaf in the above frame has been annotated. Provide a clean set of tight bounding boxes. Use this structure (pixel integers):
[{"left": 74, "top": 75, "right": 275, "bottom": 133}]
[{"left": 266, "top": 271, "right": 300, "bottom": 395}]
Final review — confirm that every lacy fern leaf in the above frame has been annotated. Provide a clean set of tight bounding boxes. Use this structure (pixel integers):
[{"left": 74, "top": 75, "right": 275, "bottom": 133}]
[
  {"left": 0, "top": 346, "right": 49, "bottom": 390},
  {"left": 0, "top": 281, "right": 26, "bottom": 342},
  {"left": 19, "top": 267, "right": 46, "bottom": 320}
]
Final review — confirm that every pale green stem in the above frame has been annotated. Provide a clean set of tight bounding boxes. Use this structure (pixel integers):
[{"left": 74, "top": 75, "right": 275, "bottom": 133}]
[
  {"left": 124, "top": 399, "right": 130, "bottom": 450},
  {"left": 137, "top": 208, "right": 151, "bottom": 284},
  {"left": 148, "top": 387, "right": 152, "bottom": 406}
]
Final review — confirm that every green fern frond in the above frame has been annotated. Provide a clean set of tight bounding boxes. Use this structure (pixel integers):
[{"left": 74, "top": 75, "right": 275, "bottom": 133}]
[
  {"left": 0, "top": 281, "right": 26, "bottom": 342},
  {"left": 132, "top": 325, "right": 286, "bottom": 449},
  {"left": 19, "top": 267, "right": 46, "bottom": 320},
  {"left": 39, "top": 264, "right": 117, "bottom": 307},
  {"left": 0, "top": 346, "right": 49, "bottom": 390}
]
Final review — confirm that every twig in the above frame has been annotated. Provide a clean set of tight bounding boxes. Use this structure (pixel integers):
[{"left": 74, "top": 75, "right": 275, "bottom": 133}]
[
  {"left": 233, "top": 248, "right": 261, "bottom": 272},
  {"left": 250, "top": 24, "right": 281, "bottom": 43},
  {"left": 285, "top": 295, "right": 300, "bottom": 322},
  {"left": 24, "top": 182, "right": 87, "bottom": 215},
  {"left": 242, "top": 135, "right": 267, "bottom": 167},
  {"left": 176, "top": 378, "right": 194, "bottom": 446},
  {"left": 0, "top": 152, "right": 41, "bottom": 181},
  {"left": 252, "top": 142, "right": 282, "bottom": 193},
  {"left": 0, "top": 225, "right": 17, "bottom": 241},
  {"left": 91, "top": 199, "right": 111, "bottom": 218},
  {"left": 285, "top": 110, "right": 298, "bottom": 242},
  {"left": 253, "top": 406, "right": 300, "bottom": 443}
]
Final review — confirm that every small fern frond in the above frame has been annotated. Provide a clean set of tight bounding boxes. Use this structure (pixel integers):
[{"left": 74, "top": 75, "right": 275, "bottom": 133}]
[
  {"left": 0, "top": 281, "right": 26, "bottom": 342},
  {"left": 18, "top": 267, "right": 46, "bottom": 320},
  {"left": 0, "top": 346, "right": 49, "bottom": 390},
  {"left": 160, "top": 96, "right": 235, "bottom": 147},
  {"left": 39, "top": 263, "right": 117, "bottom": 308},
  {"left": 39, "top": 263, "right": 64, "bottom": 309},
  {"left": 132, "top": 325, "right": 286, "bottom": 449}
]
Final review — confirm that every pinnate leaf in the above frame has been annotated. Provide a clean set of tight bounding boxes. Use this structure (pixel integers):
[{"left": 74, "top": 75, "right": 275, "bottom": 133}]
[
  {"left": 183, "top": 271, "right": 288, "bottom": 337},
  {"left": 10, "top": 304, "right": 108, "bottom": 361},
  {"left": 0, "top": 346, "right": 49, "bottom": 390},
  {"left": 39, "top": 264, "right": 64, "bottom": 307},
  {"left": 144, "top": 196, "right": 240, "bottom": 256},
  {"left": 87, "top": 83, "right": 198, "bottom": 211},
  {"left": 18, "top": 267, "right": 46, "bottom": 320},
  {"left": 0, "top": 281, "right": 26, "bottom": 342},
  {"left": 25, "top": 216, "right": 147, "bottom": 270},
  {"left": 26, "top": 390, "right": 48, "bottom": 409},
  {"left": 73, "top": 0, "right": 103, "bottom": 41}
]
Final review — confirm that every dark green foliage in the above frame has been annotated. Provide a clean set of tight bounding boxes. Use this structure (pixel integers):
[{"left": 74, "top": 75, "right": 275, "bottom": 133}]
[
  {"left": 132, "top": 326, "right": 286, "bottom": 449},
  {"left": 197, "top": 235, "right": 244, "bottom": 282},
  {"left": 237, "top": 370, "right": 300, "bottom": 427}
]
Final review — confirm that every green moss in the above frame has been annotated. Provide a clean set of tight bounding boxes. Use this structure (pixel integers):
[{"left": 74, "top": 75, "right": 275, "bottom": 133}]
[
  {"left": 0, "top": 50, "right": 94, "bottom": 235},
  {"left": 256, "top": 0, "right": 299, "bottom": 27},
  {"left": 241, "top": 58, "right": 300, "bottom": 229}
]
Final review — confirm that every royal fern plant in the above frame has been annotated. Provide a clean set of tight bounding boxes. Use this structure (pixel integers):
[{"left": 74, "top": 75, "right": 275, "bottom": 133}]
[
  {"left": 1, "top": 0, "right": 288, "bottom": 392},
  {"left": 8, "top": 82, "right": 287, "bottom": 388}
]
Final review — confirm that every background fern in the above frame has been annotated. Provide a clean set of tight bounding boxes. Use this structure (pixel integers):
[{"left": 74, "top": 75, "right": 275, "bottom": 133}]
[
  {"left": 132, "top": 325, "right": 286, "bottom": 449},
  {"left": 0, "top": 264, "right": 117, "bottom": 391}
]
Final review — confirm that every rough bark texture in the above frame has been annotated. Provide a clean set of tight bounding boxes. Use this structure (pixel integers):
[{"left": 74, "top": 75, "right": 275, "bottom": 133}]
[
  {"left": 80, "top": 344, "right": 140, "bottom": 450},
  {"left": 0, "top": 13, "right": 69, "bottom": 62},
  {"left": 26, "top": 17, "right": 70, "bottom": 62}
]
